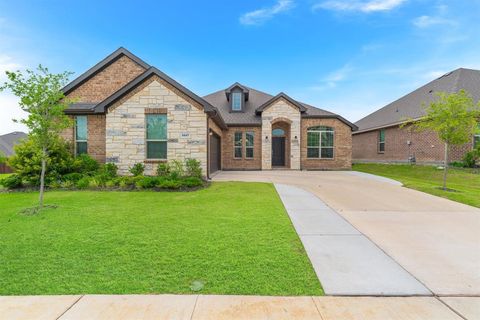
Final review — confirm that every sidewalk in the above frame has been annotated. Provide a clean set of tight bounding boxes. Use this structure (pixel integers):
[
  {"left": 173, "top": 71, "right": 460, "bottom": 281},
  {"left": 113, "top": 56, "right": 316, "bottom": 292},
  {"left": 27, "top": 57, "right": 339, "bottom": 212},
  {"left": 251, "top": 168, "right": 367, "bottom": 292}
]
[{"left": 2, "top": 294, "right": 478, "bottom": 320}]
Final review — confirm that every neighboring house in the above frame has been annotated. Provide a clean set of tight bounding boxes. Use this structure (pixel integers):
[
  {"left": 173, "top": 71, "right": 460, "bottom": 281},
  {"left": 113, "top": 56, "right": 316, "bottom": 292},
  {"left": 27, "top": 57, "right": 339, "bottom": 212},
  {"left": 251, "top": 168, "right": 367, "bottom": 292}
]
[
  {"left": 353, "top": 68, "right": 480, "bottom": 164},
  {"left": 0, "top": 131, "right": 28, "bottom": 173},
  {"left": 61, "top": 47, "right": 357, "bottom": 177}
]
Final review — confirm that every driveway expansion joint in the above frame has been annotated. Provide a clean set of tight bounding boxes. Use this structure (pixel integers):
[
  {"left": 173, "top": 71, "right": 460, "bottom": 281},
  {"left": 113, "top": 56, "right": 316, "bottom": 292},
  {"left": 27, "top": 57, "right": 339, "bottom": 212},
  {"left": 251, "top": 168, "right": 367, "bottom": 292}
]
[{"left": 275, "top": 183, "right": 431, "bottom": 296}]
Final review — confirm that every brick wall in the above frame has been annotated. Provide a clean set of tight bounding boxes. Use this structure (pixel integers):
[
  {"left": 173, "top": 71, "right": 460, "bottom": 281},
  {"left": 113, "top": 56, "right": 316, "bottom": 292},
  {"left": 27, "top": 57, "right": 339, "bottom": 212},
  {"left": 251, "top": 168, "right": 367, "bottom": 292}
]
[
  {"left": 66, "top": 55, "right": 146, "bottom": 103},
  {"left": 352, "top": 124, "right": 474, "bottom": 164},
  {"left": 222, "top": 126, "right": 262, "bottom": 170},
  {"left": 301, "top": 118, "right": 352, "bottom": 170},
  {"left": 60, "top": 114, "right": 106, "bottom": 163}
]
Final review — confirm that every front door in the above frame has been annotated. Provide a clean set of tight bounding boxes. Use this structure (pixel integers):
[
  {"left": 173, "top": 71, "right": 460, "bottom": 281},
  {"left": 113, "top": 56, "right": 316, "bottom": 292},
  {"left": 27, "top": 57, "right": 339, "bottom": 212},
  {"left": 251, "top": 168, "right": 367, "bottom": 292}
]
[{"left": 272, "top": 137, "right": 285, "bottom": 166}]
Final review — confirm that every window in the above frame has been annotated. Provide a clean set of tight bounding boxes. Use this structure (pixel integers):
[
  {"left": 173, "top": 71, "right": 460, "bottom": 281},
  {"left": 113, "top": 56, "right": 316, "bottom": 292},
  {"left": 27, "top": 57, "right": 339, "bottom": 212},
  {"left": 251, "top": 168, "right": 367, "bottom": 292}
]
[
  {"left": 75, "top": 116, "right": 88, "bottom": 156},
  {"left": 146, "top": 114, "right": 167, "bottom": 159},
  {"left": 307, "top": 126, "right": 334, "bottom": 159},
  {"left": 246, "top": 132, "right": 254, "bottom": 158},
  {"left": 232, "top": 92, "right": 242, "bottom": 111},
  {"left": 378, "top": 129, "right": 385, "bottom": 153},
  {"left": 474, "top": 123, "right": 480, "bottom": 148},
  {"left": 234, "top": 132, "right": 242, "bottom": 158},
  {"left": 272, "top": 128, "right": 285, "bottom": 136}
]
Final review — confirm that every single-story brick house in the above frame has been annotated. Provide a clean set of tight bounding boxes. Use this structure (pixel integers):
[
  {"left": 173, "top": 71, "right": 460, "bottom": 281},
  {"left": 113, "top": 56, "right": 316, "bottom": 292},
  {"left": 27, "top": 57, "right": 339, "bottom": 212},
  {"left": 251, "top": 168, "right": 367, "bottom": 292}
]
[
  {"left": 61, "top": 47, "right": 357, "bottom": 177},
  {"left": 353, "top": 68, "right": 480, "bottom": 164}
]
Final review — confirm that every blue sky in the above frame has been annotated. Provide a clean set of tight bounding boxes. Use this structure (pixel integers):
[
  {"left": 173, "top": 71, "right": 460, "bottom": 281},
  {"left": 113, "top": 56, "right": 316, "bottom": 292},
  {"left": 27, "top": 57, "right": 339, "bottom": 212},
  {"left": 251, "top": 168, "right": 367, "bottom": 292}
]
[{"left": 1, "top": 0, "right": 479, "bottom": 134}]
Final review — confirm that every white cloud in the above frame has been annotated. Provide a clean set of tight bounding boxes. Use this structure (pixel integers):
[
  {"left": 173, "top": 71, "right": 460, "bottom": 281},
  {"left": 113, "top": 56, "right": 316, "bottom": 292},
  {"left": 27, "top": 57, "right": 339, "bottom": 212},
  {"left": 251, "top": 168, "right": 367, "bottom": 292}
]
[
  {"left": 313, "top": 0, "right": 406, "bottom": 13},
  {"left": 0, "top": 92, "right": 28, "bottom": 135},
  {"left": 0, "top": 54, "right": 22, "bottom": 81},
  {"left": 412, "top": 15, "right": 456, "bottom": 28},
  {"left": 240, "top": 0, "right": 295, "bottom": 25},
  {"left": 0, "top": 55, "right": 27, "bottom": 135},
  {"left": 309, "top": 64, "right": 353, "bottom": 91}
]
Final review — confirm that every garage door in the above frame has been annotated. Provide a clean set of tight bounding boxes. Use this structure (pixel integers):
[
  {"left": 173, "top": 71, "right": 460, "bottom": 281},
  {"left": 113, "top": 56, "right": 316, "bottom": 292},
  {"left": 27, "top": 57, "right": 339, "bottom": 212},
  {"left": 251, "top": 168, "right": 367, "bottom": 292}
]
[{"left": 209, "top": 133, "right": 221, "bottom": 174}]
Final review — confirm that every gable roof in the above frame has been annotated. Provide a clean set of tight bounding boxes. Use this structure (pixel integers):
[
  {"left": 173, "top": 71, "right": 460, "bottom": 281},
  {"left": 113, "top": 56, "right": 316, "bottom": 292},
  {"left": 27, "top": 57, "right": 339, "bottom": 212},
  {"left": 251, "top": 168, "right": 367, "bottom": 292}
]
[
  {"left": 225, "top": 82, "right": 250, "bottom": 100},
  {"left": 62, "top": 47, "right": 150, "bottom": 95},
  {"left": 0, "top": 131, "right": 27, "bottom": 156},
  {"left": 255, "top": 92, "right": 307, "bottom": 114},
  {"left": 203, "top": 84, "right": 357, "bottom": 129},
  {"left": 355, "top": 68, "right": 480, "bottom": 133}
]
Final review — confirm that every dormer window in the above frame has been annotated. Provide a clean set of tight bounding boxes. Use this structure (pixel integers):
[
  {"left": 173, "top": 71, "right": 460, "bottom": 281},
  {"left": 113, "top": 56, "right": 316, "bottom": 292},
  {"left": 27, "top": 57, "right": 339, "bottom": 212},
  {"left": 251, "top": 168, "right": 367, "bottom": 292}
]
[
  {"left": 232, "top": 92, "right": 242, "bottom": 111},
  {"left": 225, "top": 83, "right": 249, "bottom": 112}
]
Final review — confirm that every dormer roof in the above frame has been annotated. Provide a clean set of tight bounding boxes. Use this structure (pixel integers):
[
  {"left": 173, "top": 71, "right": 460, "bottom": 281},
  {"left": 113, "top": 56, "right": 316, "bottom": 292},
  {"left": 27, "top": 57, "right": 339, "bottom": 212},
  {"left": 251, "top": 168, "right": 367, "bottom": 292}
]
[{"left": 225, "top": 82, "right": 249, "bottom": 101}]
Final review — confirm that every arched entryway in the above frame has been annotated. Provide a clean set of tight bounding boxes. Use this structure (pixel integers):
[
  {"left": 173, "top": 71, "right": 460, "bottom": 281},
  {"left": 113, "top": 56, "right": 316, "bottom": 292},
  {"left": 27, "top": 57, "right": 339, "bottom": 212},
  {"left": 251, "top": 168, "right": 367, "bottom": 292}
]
[{"left": 271, "top": 120, "right": 291, "bottom": 168}]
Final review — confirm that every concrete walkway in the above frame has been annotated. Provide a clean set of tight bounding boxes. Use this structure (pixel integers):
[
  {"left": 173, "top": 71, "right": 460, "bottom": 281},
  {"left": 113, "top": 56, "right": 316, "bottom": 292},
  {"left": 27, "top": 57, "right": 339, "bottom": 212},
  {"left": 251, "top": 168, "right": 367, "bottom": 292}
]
[
  {"left": 2, "top": 294, "right": 476, "bottom": 320},
  {"left": 275, "top": 183, "right": 429, "bottom": 296}
]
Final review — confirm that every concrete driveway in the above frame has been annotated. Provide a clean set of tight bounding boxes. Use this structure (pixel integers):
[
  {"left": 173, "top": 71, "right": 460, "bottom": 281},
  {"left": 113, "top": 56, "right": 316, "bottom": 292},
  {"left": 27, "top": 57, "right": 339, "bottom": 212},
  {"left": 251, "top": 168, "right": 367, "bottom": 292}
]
[{"left": 213, "top": 170, "right": 480, "bottom": 297}]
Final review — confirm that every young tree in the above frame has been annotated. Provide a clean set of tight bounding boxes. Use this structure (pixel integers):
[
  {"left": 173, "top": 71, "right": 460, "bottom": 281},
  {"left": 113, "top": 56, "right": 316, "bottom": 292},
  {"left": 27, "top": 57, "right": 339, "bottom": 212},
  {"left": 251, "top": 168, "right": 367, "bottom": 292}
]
[
  {"left": 410, "top": 90, "right": 480, "bottom": 190},
  {"left": 0, "top": 66, "right": 72, "bottom": 207}
]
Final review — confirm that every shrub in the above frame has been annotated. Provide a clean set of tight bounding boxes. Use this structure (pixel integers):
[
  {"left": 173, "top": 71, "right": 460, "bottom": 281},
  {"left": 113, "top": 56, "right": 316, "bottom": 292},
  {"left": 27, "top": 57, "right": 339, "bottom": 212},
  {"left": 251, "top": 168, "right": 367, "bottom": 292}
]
[
  {"left": 182, "top": 176, "right": 203, "bottom": 188},
  {"left": 73, "top": 154, "right": 99, "bottom": 175},
  {"left": 129, "top": 163, "right": 145, "bottom": 176},
  {"left": 118, "top": 176, "right": 138, "bottom": 189},
  {"left": 75, "top": 177, "right": 90, "bottom": 189},
  {"left": 60, "top": 180, "right": 74, "bottom": 188},
  {"left": 0, "top": 174, "right": 23, "bottom": 189},
  {"left": 88, "top": 178, "right": 102, "bottom": 188},
  {"left": 463, "top": 147, "right": 480, "bottom": 168},
  {"left": 158, "top": 179, "right": 181, "bottom": 189},
  {"left": 102, "top": 163, "right": 118, "bottom": 179},
  {"left": 169, "top": 160, "right": 184, "bottom": 179},
  {"left": 63, "top": 172, "right": 83, "bottom": 182},
  {"left": 135, "top": 176, "right": 158, "bottom": 189},
  {"left": 449, "top": 161, "right": 465, "bottom": 168},
  {"left": 185, "top": 158, "right": 202, "bottom": 178},
  {"left": 8, "top": 137, "right": 74, "bottom": 186},
  {"left": 0, "top": 152, "right": 7, "bottom": 165},
  {"left": 156, "top": 162, "right": 170, "bottom": 177}
]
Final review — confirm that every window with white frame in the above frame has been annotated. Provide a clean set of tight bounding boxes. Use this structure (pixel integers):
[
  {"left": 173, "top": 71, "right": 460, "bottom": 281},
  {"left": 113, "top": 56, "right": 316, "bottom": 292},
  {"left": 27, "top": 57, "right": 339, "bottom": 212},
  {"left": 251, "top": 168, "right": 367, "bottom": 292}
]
[
  {"left": 307, "top": 126, "right": 334, "bottom": 159},
  {"left": 232, "top": 92, "right": 242, "bottom": 111},
  {"left": 245, "top": 132, "right": 254, "bottom": 158},
  {"left": 146, "top": 114, "right": 167, "bottom": 159},
  {"left": 378, "top": 129, "right": 385, "bottom": 153},
  {"left": 234, "top": 131, "right": 242, "bottom": 158},
  {"left": 75, "top": 115, "right": 88, "bottom": 156}
]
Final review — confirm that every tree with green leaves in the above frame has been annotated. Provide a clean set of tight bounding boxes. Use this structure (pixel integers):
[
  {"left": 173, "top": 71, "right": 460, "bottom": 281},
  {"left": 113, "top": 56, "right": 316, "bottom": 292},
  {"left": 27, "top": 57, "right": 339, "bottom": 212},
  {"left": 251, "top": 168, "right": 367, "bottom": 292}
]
[
  {"left": 0, "top": 66, "right": 72, "bottom": 208},
  {"left": 408, "top": 90, "right": 480, "bottom": 190}
]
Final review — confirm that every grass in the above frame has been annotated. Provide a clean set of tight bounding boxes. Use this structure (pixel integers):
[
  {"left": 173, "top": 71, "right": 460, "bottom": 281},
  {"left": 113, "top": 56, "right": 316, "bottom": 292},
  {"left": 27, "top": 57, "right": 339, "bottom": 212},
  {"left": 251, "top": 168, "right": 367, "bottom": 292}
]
[
  {"left": 0, "top": 182, "right": 322, "bottom": 296},
  {"left": 353, "top": 163, "right": 480, "bottom": 208}
]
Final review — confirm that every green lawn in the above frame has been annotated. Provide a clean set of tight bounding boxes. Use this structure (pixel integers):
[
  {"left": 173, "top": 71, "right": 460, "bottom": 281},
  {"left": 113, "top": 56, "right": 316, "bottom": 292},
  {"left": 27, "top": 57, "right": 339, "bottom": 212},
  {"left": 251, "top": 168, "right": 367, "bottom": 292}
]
[
  {"left": 353, "top": 163, "right": 480, "bottom": 208},
  {"left": 0, "top": 182, "right": 322, "bottom": 296}
]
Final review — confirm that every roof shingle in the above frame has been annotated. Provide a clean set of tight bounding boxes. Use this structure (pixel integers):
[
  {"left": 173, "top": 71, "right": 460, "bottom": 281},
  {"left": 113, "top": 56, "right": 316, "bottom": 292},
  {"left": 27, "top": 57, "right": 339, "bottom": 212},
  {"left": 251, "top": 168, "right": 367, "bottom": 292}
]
[{"left": 355, "top": 68, "right": 480, "bottom": 133}]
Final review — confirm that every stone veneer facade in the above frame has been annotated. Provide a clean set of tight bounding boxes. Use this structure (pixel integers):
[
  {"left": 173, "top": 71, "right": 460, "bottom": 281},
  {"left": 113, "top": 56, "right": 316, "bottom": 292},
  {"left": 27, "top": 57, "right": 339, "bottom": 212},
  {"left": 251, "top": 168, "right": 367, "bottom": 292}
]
[
  {"left": 105, "top": 76, "right": 207, "bottom": 175},
  {"left": 261, "top": 98, "right": 301, "bottom": 170}
]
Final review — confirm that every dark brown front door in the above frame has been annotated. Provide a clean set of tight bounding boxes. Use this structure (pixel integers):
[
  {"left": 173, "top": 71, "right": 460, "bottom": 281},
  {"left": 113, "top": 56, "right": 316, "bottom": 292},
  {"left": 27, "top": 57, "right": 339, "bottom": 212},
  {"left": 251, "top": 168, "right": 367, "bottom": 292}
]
[
  {"left": 209, "top": 133, "right": 221, "bottom": 173},
  {"left": 272, "top": 137, "right": 285, "bottom": 166}
]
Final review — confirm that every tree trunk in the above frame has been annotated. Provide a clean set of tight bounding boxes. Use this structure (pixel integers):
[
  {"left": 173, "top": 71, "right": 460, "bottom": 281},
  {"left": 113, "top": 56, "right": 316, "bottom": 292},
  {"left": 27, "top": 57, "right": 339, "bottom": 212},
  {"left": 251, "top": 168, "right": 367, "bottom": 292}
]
[
  {"left": 39, "top": 146, "right": 47, "bottom": 208},
  {"left": 443, "top": 142, "right": 448, "bottom": 191}
]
